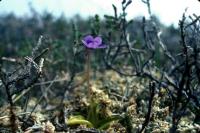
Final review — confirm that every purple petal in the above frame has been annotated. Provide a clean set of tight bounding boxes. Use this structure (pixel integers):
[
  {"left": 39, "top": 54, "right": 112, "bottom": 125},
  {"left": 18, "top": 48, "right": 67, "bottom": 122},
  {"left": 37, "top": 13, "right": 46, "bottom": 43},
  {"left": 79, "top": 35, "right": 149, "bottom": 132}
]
[
  {"left": 83, "top": 35, "right": 94, "bottom": 43},
  {"left": 94, "top": 37, "right": 102, "bottom": 45},
  {"left": 82, "top": 40, "right": 89, "bottom": 47},
  {"left": 97, "top": 44, "right": 107, "bottom": 48},
  {"left": 93, "top": 42, "right": 101, "bottom": 48},
  {"left": 82, "top": 35, "right": 106, "bottom": 49},
  {"left": 82, "top": 40, "right": 96, "bottom": 49},
  {"left": 87, "top": 42, "right": 97, "bottom": 49}
]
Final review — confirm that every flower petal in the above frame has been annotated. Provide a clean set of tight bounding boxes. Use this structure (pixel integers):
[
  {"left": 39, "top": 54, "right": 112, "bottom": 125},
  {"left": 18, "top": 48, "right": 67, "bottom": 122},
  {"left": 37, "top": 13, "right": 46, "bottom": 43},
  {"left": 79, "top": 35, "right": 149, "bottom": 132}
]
[
  {"left": 92, "top": 42, "right": 101, "bottom": 48},
  {"left": 82, "top": 39, "right": 95, "bottom": 49},
  {"left": 87, "top": 42, "right": 96, "bottom": 48},
  {"left": 82, "top": 40, "right": 90, "bottom": 48},
  {"left": 97, "top": 44, "right": 107, "bottom": 48},
  {"left": 94, "top": 37, "right": 102, "bottom": 45},
  {"left": 83, "top": 35, "right": 94, "bottom": 43},
  {"left": 82, "top": 35, "right": 106, "bottom": 49}
]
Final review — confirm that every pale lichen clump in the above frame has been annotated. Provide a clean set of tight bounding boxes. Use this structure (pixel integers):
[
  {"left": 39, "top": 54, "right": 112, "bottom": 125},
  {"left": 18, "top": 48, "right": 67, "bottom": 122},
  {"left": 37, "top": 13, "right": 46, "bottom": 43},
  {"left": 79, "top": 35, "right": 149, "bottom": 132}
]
[
  {"left": 147, "top": 120, "right": 170, "bottom": 133},
  {"left": 106, "top": 123, "right": 127, "bottom": 133},
  {"left": 177, "top": 118, "right": 200, "bottom": 132},
  {"left": 89, "top": 84, "right": 113, "bottom": 117}
]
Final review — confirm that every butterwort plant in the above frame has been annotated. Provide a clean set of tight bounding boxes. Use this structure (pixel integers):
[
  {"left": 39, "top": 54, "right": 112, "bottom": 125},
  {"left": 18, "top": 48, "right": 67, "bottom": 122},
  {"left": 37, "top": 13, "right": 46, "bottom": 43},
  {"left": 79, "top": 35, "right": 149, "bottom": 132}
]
[
  {"left": 82, "top": 35, "right": 106, "bottom": 98},
  {"left": 66, "top": 35, "right": 123, "bottom": 130}
]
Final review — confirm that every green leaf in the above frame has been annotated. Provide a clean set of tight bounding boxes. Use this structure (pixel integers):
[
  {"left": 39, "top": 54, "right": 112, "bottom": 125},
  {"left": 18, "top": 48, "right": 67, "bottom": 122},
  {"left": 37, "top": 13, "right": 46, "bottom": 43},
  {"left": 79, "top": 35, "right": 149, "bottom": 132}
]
[
  {"left": 125, "top": 0, "right": 132, "bottom": 8},
  {"left": 67, "top": 115, "right": 94, "bottom": 128},
  {"left": 97, "top": 114, "right": 123, "bottom": 130},
  {"left": 122, "top": 0, "right": 126, "bottom": 5},
  {"left": 127, "top": 19, "right": 133, "bottom": 26},
  {"left": 112, "top": 4, "right": 117, "bottom": 19},
  {"left": 104, "top": 15, "right": 115, "bottom": 20},
  {"left": 87, "top": 102, "right": 99, "bottom": 127}
]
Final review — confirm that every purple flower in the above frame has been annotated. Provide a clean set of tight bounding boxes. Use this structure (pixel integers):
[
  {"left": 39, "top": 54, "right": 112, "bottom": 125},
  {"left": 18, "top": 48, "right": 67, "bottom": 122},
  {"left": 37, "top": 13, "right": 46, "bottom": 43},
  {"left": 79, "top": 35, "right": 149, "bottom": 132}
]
[{"left": 82, "top": 35, "right": 106, "bottom": 49}]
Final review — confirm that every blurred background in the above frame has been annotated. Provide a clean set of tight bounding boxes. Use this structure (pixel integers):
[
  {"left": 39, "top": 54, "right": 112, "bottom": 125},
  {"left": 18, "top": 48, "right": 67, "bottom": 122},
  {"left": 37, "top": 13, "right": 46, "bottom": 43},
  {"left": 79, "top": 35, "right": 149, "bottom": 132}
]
[{"left": 1, "top": 0, "right": 200, "bottom": 26}]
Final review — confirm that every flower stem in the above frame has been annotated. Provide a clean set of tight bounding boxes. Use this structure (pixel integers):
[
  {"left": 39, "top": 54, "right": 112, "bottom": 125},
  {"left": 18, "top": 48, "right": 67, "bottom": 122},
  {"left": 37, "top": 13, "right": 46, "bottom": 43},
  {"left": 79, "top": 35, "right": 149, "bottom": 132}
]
[{"left": 86, "top": 48, "right": 91, "bottom": 98}]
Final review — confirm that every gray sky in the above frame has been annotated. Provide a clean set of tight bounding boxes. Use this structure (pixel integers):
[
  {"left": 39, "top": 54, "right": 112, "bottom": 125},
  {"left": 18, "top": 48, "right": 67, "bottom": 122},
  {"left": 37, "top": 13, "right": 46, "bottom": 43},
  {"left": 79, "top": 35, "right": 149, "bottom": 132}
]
[{"left": 0, "top": 0, "right": 200, "bottom": 26}]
